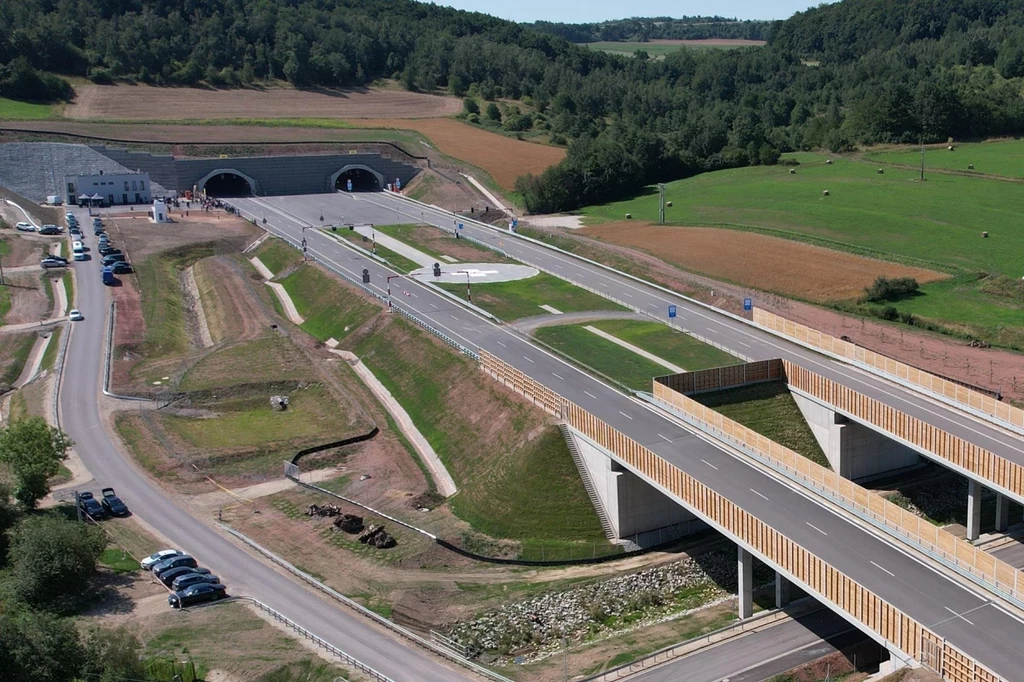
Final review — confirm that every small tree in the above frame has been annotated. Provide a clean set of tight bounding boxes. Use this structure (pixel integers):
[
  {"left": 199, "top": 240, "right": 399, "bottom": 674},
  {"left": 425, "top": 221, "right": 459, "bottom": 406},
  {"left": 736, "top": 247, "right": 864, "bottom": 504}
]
[
  {"left": 463, "top": 97, "right": 479, "bottom": 115},
  {"left": 485, "top": 102, "right": 502, "bottom": 122},
  {"left": 0, "top": 608, "right": 86, "bottom": 682},
  {"left": 7, "top": 514, "right": 106, "bottom": 608},
  {"left": 82, "top": 627, "right": 148, "bottom": 682},
  {"left": 0, "top": 418, "right": 72, "bottom": 509}
]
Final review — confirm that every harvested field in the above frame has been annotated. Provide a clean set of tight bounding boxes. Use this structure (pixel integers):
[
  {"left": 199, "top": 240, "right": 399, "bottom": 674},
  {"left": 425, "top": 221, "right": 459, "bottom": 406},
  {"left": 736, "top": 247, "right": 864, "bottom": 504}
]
[
  {"left": 2, "top": 273, "right": 50, "bottom": 325},
  {"left": 654, "top": 38, "right": 766, "bottom": 46},
  {"left": 66, "top": 83, "right": 462, "bottom": 121},
  {"left": 580, "top": 223, "right": 947, "bottom": 302},
  {"left": 358, "top": 118, "right": 565, "bottom": 190},
  {"left": 0, "top": 233, "right": 50, "bottom": 267}
]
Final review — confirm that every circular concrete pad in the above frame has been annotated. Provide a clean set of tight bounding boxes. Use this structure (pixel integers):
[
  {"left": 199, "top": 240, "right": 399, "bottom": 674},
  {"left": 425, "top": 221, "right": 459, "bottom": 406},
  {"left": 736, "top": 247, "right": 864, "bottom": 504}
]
[{"left": 410, "top": 262, "right": 539, "bottom": 284}]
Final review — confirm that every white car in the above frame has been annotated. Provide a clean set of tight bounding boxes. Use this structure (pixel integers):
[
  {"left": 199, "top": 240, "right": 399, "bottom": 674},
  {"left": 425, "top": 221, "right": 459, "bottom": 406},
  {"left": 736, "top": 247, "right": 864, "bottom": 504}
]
[
  {"left": 68, "top": 309, "right": 83, "bottom": 321},
  {"left": 141, "top": 549, "right": 183, "bottom": 570},
  {"left": 15, "top": 222, "right": 35, "bottom": 232}
]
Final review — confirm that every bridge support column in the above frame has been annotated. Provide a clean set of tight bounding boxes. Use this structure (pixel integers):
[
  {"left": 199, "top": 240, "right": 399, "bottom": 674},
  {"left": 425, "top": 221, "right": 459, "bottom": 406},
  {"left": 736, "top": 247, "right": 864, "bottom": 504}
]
[
  {"left": 996, "top": 493, "right": 1010, "bottom": 533},
  {"left": 775, "top": 572, "right": 791, "bottom": 609},
  {"left": 738, "top": 546, "right": 753, "bottom": 619},
  {"left": 967, "top": 480, "right": 982, "bottom": 542}
]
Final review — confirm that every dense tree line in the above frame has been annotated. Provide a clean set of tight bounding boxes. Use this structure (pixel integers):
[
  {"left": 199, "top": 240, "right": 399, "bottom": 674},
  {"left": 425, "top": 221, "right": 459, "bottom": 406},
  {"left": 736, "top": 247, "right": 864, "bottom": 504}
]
[
  {"left": 527, "top": 16, "right": 771, "bottom": 44},
  {"left": 3, "top": 0, "right": 1024, "bottom": 211}
]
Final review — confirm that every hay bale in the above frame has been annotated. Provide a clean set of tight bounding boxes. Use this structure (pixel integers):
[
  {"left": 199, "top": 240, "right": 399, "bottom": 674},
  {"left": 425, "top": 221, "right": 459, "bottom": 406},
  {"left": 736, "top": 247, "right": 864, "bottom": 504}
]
[
  {"left": 948, "top": 145, "right": 955, "bottom": 151},
  {"left": 666, "top": 201, "right": 672, "bottom": 207},
  {"left": 968, "top": 164, "right": 975, "bottom": 170},
  {"left": 982, "top": 231, "right": 989, "bottom": 238},
  {"left": 789, "top": 168, "right": 797, "bottom": 175},
  {"left": 877, "top": 168, "right": 884, "bottom": 174},
  {"left": 822, "top": 189, "right": 830, "bottom": 196},
  {"left": 825, "top": 159, "right": 833, "bottom": 165},
  {"left": 625, "top": 213, "right": 632, "bottom": 220}
]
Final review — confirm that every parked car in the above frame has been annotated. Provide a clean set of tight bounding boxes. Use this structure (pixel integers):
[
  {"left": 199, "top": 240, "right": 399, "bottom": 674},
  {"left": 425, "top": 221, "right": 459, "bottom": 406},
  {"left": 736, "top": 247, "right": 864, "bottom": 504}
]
[
  {"left": 77, "top": 491, "right": 104, "bottom": 518},
  {"left": 41, "top": 257, "right": 67, "bottom": 269},
  {"left": 167, "top": 583, "right": 227, "bottom": 609},
  {"left": 102, "top": 267, "right": 115, "bottom": 286},
  {"left": 100, "top": 487, "right": 128, "bottom": 516},
  {"left": 158, "top": 565, "right": 210, "bottom": 587},
  {"left": 69, "top": 225, "right": 81, "bottom": 235},
  {"left": 69, "top": 309, "right": 83, "bottom": 321},
  {"left": 102, "top": 254, "right": 126, "bottom": 265},
  {"left": 152, "top": 555, "right": 198, "bottom": 579},
  {"left": 172, "top": 572, "right": 220, "bottom": 592},
  {"left": 15, "top": 222, "right": 34, "bottom": 232},
  {"left": 94, "top": 227, "right": 105, "bottom": 236},
  {"left": 38, "top": 225, "right": 62, "bottom": 235},
  {"left": 98, "top": 245, "right": 121, "bottom": 256},
  {"left": 110, "top": 261, "right": 133, "bottom": 274},
  {"left": 141, "top": 549, "right": 182, "bottom": 571}
]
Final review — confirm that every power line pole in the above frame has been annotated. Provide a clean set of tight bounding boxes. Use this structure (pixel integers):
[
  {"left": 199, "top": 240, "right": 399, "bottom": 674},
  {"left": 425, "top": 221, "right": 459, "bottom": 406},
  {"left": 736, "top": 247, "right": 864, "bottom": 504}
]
[
  {"left": 658, "top": 183, "right": 666, "bottom": 224},
  {"left": 920, "top": 134, "right": 926, "bottom": 182}
]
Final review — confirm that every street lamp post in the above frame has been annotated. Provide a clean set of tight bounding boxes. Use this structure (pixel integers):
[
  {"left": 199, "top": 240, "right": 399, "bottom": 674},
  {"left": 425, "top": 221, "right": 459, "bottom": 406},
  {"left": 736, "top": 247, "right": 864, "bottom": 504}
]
[
  {"left": 369, "top": 223, "right": 376, "bottom": 255},
  {"left": 456, "top": 270, "right": 471, "bottom": 303},
  {"left": 300, "top": 225, "right": 312, "bottom": 260}
]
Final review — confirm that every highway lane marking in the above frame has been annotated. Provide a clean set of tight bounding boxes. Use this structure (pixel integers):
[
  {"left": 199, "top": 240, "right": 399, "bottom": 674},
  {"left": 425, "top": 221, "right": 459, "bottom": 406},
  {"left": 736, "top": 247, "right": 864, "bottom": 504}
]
[
  {"left": 701, "top": 459, "right": 719, "bottom": 470},
  {"left": 657, "top": 433, "right": 673, "bottom": 443},
  {"left": 496, "top": 341, "right": 507, "bottom": 347},
  {"left": 806, "top": 522, "right": 828, "bottom": 536},
  {"left": 430, "top": 303, "right": 439, "bottom": 309},
  {"left": 622, "top": 293, "right": 633, "bottom": 298},
  {"left": 552, "top": 372, "right": 564, "bottom": 380},
  {"left": 648, "top": 303, "right": 659, "bottom": 308},
  {"left": 737, "top": 341, "right": 751, "bottom": 348},
  {"left": 523, "top": 356, "right": 534, "bottom": 363},
  {"left": 870, "top": 561, "right": 895, "bottom": 577},
  {"left": 584, "top": 391, "right": 598, "bottom": 399},
  {"left": 750, "top": 488, "right": 769, "bottom": 501},
  {"left": 619, "top": 411, "right": 633, "bottom": 420},
  {"left": 450, "top": 315, "right": 459, "bottom": 321},
  {"left": 944, "top": 606, "right": 975, "bottom": 626}
]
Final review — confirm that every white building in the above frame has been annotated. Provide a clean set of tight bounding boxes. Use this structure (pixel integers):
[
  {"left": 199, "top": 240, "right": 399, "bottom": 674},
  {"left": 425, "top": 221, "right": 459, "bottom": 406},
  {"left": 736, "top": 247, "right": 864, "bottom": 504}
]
[
  {"left": 151, "top": 199, "right": 169, "bottom": 223},
  {"left": 65, "top": 171, "right": 152, "bottom": 207}
]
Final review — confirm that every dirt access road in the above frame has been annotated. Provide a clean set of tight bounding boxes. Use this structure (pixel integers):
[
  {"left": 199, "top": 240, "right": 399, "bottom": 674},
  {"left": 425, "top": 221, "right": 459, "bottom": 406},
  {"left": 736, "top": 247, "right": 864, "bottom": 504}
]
[{"left": 66, "top": 83, "right": 463, "bottom": 120}]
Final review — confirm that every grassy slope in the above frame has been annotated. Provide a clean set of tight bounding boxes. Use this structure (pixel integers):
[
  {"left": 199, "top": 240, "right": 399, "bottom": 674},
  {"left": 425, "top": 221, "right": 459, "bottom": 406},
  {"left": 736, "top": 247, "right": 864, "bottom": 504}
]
[
  {"left": 277, "top": 265, "right": 377, "bottom": 342},
  {"left": 350, "top": 315, "right": 609, "bottom": 548},
  {"left": 440, "top": 272, "right": 627, "bottom": 321},
  {"left": 0, "top": 97, "right": 56, "bottom": 120},
  {"left": 695, "top": 382, "right": 829, "bottom": 468},
  {"left": 535, "top": 324, "right": 673, "bottom": 390},
  {"left": 40, "top": 325, "right": 62, "bottom": 370},
  {"left": 1, "top": 333, "right": 36, "bottom": 385},
  {"left": 179, "top": 335, "right": 317, "bottom": 391},
  {"left": 134, "top": 243, "right": 214, "bottom": 361},
  {"left": 866, "top": 140, "right": 1024, "bottom": 179},
  {"left": 0, "top": 283, "right": 10, "bottom": 321},
  {"left": 255, "top": 238, "right": 302, "bottom": 275}
]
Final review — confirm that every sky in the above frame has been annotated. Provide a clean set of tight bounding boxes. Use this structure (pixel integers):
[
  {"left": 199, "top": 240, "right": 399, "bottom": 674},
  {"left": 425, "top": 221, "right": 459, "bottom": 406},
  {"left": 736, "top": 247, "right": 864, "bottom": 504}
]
[{"left": 430, "top": 1, "right": 830, "bottom": 23}]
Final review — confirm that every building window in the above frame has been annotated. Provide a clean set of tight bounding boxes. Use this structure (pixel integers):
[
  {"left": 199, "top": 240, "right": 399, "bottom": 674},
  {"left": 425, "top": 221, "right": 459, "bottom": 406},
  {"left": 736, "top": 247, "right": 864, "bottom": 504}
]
[
  {"left": 140, "top": 181, "right": 145, "bottom": 191},
  {"left": 132, "top": 180, "right": 137, "bottom": 191},
  {"left": 122, "top": 194, "right": 128, "bottom": 204}
]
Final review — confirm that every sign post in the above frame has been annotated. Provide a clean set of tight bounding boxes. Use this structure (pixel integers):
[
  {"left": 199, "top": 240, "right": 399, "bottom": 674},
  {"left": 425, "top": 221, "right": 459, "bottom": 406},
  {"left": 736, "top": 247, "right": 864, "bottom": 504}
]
[
  {"left": 743, "top": 298, "right": 753, "bottom": 312},
  {"left": 668, "top": 305, "right": 677, "bottom": 319}
]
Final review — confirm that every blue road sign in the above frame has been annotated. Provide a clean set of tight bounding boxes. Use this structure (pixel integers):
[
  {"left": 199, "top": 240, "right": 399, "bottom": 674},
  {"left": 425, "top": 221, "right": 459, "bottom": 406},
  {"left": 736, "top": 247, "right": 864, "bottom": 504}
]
[
  {"left": 346, "top": 179, "right": 353, "bottom": 192},
  {"left": 668, "top": 305, "right": 677, "bottom": 318},
  {"left": 458, "top": 222, "right": 464, "bottom": 230},
  {"left": 744, "top": 298, "right": 753, "bottom": 311}
]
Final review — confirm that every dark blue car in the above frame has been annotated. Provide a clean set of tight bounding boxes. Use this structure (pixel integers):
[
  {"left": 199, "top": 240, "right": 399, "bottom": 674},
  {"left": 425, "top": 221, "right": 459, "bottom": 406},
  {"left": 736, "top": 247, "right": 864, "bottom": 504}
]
[{"left": 167, "top": 583, "right": 227, "bottom": 609}]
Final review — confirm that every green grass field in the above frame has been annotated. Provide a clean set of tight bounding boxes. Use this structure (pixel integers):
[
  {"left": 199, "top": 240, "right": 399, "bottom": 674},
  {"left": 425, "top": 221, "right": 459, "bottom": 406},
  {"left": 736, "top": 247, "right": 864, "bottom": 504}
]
[
  {"left": 0, "top": 97, "right": 56, "bottom": 120},
  {"left": 134, "top": 244, "right": 215, "bottom": 361},
  {"left": 40, "top": 325, "right": 62, "bottom": 371},
  {"left": 439, "top": 272, "right": 627, "bottom": 321},
  {"left": 588, "top": 319, "right": 738, "bottom": 369},
  {"left": 278, "top": 264, "right": 378, "bottom": 342},
  {"left": 332, "top": 229, "right": 421, "bottom": 273},
  {"left": 98, "top": 547, "right": 141, "bottom": 572},
  {"left": 866, "top": 140, "right": 1024, "bottom": 179},
  {"left": 694, "top": 382, "right": 829, "bottom": 468},
  {"left": 375, "top": 223, "right": 504, "bottom": 262},
  {"left": 179, "top": 336, "right": 317, "bottom": 392},
  {"left": 255, "top": 238, "right": 302, "bottom": 275},
  {"left": 583, "top": 152, "right": 1024, "bottom": 275},
  {"left": 581, "top": 41, "right": 760, "bottom": 57}
]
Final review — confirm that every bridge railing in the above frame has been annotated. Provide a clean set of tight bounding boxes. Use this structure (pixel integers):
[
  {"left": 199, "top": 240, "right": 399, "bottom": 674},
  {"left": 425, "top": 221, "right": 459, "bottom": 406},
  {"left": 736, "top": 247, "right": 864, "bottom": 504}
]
[
  {"left": 478, "top": 349, "right": 1005, "bottom": 682},
  {"left": 650, "top": 372, "right": 1024, "bottom": 612}
]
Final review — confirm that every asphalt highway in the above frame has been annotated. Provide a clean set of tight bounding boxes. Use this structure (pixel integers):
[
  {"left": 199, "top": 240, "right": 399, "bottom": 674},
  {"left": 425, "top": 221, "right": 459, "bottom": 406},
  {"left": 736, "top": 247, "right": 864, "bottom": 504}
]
[
  {"left": 236, "top": 194, "right": 1024, "bottom": 679},
  {"left": 343, "top": 191, "right": 1024, "bottom": 499},
  {"left": 58, "top": 207, "right": 469, "bottom": 682}
]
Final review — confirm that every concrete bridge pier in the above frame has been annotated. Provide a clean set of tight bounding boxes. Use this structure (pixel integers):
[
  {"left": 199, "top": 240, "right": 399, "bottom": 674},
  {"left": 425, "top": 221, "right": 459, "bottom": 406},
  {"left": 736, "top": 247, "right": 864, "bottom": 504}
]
[
  {"left": 738, "top": 546, "right": 753, "bottom": 619},
  {"left": 996, "top": 493, "right": 1010, "bottom": 533},
  {"left": 967, "top": 480, "right": 982, "bottom": 541},
  {"left": 791, "top": 392, "right": 920, "bottom": 481},
  {"left": 775, "top": 572, "right": 791, "bottom": 608}
]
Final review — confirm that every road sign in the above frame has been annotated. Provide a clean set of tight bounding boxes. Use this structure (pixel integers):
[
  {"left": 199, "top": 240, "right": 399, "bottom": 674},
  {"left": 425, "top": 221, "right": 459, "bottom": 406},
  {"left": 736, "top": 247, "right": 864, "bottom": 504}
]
[
  {"left": 668, "top": 305, "right": 677, "bottom": 318},
  {"left": 346, "top": 179, "right": 353, "bottom": 192},
  {"left": 458, "top": 223, "right": 464, "bottom": 231},
  {"left": 395, "top": 178, "right": 402, "bottom": 190},
  {"left": 744, "top": 298, "right": 752, "bottom": 311}
]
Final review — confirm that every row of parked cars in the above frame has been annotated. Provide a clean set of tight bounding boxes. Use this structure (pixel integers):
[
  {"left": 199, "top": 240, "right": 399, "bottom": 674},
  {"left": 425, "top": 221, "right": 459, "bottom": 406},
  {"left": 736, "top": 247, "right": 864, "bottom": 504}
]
[
  {"left": 77, "top": 487, "right": 129, "bottom": 518},
  {"left": 140, "top": 549, "right": 228, "bottom": 608},
  {"left": 16, "top": 221, "right": 62, "bottom": 235}
]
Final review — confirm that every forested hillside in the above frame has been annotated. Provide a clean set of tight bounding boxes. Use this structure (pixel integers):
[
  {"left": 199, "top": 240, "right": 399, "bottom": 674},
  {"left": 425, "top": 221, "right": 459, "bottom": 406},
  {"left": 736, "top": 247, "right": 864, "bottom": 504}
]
[
  {"left": 3, "top": 0, "right": 1024, "bottom": 212},
  {"left": 527, "top": 16, "right": 771, "bottom": 43}
]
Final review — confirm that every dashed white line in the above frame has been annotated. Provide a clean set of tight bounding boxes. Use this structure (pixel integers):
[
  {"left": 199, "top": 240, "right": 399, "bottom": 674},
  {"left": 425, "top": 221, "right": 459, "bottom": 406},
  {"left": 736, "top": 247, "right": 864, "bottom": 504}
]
[
  {"left": 737, "top": 341, "right": 751, "bottom": 348},
  {"left": 657, "top": 433, "right": 673, "bottom": 443},
  {"left": 552, "top": 372, "right": 564, "bottom": 381},
  {"left": 496, "top": 341, "right": 507, "bottom": 348},
  {"left": 750, "top": 488, "right": 769, "bottom": 501},
  {"left": 701, "top": 459, "right": 719, "bottom": 470},
  {"left": 619, "top": 411, "right": 633, "bottom": 420},
  {"left": 430, "top": 303, "right": 439, "bottom": 309},
  {"left": 523, "top": 356, "right": 534, "bottom": 363},
  {"left": 622, "top": 293, "right": 633, "bottom": 298},
  {"left": 599, "top": 282, "right": 608, "bottom": 287},
  {"left": 584, "top": 391, "right": 598, "bottom": 400},
  {"left": 450, "top": 315, "right": 459, "bottom": 321},
  {"left": 806, "top": 522, "right": 828, "bottom": 536},
  {"left": 870, "top": 561, "right": 895, "bottom": 577}
]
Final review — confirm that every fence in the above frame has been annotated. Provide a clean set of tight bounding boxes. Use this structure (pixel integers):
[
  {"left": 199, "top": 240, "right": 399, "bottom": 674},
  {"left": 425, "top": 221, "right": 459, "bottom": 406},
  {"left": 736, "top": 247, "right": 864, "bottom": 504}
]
[
  {"left": 656, "top": 359, "right": 783, "bottom": 395},
  {"left": 651, "top": 375, "right": 1024, "bottom": 611},
  {"left": 753, "top": 308, "right": 1024, "bottom": 436},
  {"left": 782, "top": 360, "right": 1024, "bottom": 503},
  {"left": 479, "top": 350, "right": 1003, "bottom": 682}
]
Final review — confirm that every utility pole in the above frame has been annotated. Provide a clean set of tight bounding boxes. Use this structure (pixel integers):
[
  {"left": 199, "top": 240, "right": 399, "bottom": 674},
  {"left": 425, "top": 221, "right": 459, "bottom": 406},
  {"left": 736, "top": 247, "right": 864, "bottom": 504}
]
[
  {"left": 658, "top": 183, "right": 666, "bottom": 224},
  {"left": 920, "top": 134, "right": 926, "bottom": 182}
]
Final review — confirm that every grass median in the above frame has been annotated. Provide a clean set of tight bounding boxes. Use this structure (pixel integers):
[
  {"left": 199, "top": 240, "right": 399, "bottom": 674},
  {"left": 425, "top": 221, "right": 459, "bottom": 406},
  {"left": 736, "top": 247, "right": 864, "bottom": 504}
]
[{"left": 440, "top": 272, "right": 627, "bottom": 321}]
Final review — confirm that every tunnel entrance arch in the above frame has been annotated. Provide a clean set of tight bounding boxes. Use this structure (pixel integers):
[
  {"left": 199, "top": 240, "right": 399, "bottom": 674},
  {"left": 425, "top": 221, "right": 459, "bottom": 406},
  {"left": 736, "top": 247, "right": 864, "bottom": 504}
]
[
  {"left": 331, "top": 165, "right": 385, "bottom": 192},
  {"left": 196, "top": 169, "right": 257, "bottom": 197}
]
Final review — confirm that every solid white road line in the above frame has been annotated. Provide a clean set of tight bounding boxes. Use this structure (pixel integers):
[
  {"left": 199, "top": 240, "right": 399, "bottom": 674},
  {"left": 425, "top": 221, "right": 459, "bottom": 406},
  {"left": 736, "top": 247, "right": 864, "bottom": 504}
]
[{"left": 870, "top": 560, "right": 896, "bottom": 577}]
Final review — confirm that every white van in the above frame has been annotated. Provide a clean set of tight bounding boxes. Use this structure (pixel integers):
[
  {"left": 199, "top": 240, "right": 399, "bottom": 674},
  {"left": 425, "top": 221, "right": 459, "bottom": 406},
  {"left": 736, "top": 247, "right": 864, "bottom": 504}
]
[{"left": 72, "top": 241, "right": 85, "bottom": 261}]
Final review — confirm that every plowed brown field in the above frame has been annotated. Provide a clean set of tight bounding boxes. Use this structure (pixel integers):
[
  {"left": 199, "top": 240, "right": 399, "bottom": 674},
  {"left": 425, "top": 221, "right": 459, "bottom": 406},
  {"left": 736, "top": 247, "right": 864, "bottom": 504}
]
[
  {"left": 358, "top": 118, "right": 565, "bottom": 190},
  {"left": 580, "top": 223, "right": 947, "bottom": 301},
  {"left": 67, "top": 84, "right": 462, "bottom": 120}
]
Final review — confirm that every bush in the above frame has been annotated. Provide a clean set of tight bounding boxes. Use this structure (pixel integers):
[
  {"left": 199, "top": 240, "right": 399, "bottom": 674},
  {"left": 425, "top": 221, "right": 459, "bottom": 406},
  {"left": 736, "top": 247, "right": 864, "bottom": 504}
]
[
  {"left": 466, "top": 112, "right": 479, "bottom": 124},
  {"left": 864, "top": 276, "right": 920, "bottom": 302},
  {"left": 463, "top": 97, "right": 479, "bottom": 115},
  {"left": 0, "top": 57, "right": 73, "bottom": 102},
  {"left": 880, "top": 305, "right": 899, "bottom": 321},
  {"left": 485, "top": 102, "right": 501, "bottom": 122},
  {"left": 6, "top": 514, "right": 106, "bottom": 609}
]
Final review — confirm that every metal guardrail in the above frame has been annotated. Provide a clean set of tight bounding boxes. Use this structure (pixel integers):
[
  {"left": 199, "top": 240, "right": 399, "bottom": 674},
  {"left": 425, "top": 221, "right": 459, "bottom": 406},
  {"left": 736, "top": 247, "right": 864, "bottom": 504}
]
[
  {"left": 219, "top": 524, "right": 513, "bottom": 682},
  {"left": 641, "top": 391, "right": 1024, "bottom": 616},
  {"left": 233, "top": 597, "right": 396, "bottom": 682}
]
